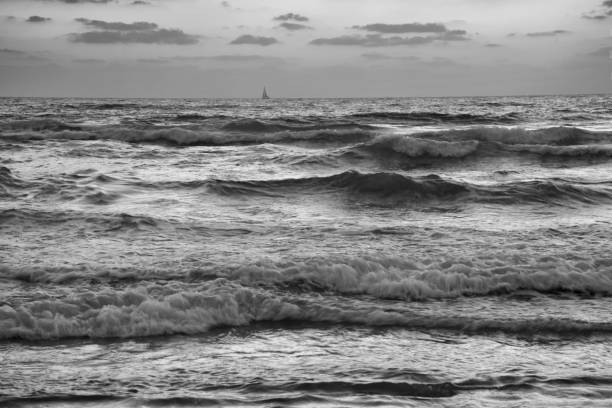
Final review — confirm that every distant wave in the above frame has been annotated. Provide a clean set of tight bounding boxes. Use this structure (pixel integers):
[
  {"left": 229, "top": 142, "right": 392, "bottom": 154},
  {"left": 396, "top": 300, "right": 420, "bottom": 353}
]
[
  {"left": 348, "top": 111, "right": 520, "bottom": 124},
  {"left": 349, "top": 127, "right": 612, "bottom": 162},
  {"left": 192, "top": 171, "right": 612, "bottom": 206},
  {"left": 4, "top": 119, "right": 612, "bottom": 161},
  {"left": 420, "top": 126, "right": 612, "bottom": 146},
  {"left": 365, "top": 134, "right": 481, "bottom": 158},
  {"left": 202, "top": 171, "right": 470, "bottom": 201},
  {"left": 2, "top": 278, "right": 611, "bottom": 340},
  {"left": 3, "top": 118, "right": 82, "bottom": 132},
  {"left": 5, "top": 167, "right": 612, "bottom": 207},
  {"left": 0, "top": 208, "right": 160, "bottom": 233},
  {"left": 0, "top": 118, "right": 375, "bottom": 146}
]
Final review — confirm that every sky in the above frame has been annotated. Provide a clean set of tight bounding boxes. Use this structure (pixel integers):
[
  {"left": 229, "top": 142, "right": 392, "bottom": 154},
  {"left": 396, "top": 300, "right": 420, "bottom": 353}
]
[{"left": 0, "top": 0, "right": 610, "bottom": 97}]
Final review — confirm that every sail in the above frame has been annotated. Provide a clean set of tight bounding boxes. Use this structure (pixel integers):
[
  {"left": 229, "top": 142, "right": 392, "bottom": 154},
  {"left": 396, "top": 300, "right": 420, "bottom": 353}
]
[{"left": 262, "top": 87, "right": 269, "bottom": 99}]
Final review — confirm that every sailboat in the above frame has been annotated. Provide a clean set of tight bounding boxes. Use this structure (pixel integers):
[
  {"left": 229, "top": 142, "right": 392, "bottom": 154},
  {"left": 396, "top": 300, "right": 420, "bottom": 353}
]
[{"left": 262, "top": 86, "right": 270, "bottom": 99}]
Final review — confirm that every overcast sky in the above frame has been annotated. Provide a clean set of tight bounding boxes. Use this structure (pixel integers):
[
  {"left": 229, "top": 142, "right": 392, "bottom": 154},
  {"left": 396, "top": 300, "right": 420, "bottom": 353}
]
[{"left": 0, "top": 0, "right": 610, "bottom": 97}]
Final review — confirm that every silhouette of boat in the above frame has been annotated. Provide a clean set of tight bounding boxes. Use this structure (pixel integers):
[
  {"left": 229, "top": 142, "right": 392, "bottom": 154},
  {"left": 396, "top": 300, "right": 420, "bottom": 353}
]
[{"left": 262, "top": 87, "right": 270, "bottom": 99}]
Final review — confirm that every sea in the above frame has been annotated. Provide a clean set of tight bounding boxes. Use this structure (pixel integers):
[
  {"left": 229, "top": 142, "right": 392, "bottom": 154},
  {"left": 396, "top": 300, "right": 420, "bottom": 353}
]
[{"left": 1, "top": 95, "right": 612, "bottom": 407}]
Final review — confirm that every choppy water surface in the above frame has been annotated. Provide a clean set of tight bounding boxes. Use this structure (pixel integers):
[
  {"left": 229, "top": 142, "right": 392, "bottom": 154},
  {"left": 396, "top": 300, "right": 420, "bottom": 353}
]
[{"left": 1, "top": 95, "right": 612, "bottom": 407}]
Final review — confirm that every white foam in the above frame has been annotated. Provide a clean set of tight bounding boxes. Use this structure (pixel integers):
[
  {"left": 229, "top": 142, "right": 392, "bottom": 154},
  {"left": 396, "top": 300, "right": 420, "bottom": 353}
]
[
  {"left": 371, "top": 134, "right": 480, "bottom": 158},
  {"left": 0, "top": 279, "right": 300, "bottom": 340},
  {"left": 229, "top": 256, "right": 612, "bottom": 300}
]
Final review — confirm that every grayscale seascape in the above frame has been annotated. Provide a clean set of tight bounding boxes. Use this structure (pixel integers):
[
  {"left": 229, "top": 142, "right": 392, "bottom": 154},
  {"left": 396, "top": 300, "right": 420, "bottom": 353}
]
[
  {"left": 2, "top": 0, "right": 612, "bottom": 406},
  {"left": 2, "top": 95, "right": 612, "bottom": 407}
]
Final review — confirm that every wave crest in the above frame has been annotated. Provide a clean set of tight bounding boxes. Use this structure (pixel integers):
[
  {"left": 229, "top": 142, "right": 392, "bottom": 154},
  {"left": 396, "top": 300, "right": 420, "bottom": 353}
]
[{"left": 368, "top": 134, "right": 480, "bottom": 158}]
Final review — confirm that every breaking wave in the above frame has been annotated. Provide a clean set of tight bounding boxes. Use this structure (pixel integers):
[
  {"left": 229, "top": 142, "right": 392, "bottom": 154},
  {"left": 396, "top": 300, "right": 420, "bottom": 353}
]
[
  {"left": 196, "top": 171, "right": 612, "bottom": 206},
  {"left": 365, "top": 134, "right": 481, "bottom": 158},
  {"left": 2, "top": 278, "right": 611, "bottom": 341},
  {"left": 6, "top": 166, "right": 612, "bottom": 206},
  {"left": 357, "top": 127, "right": 612, "bottom": 160},
  {"left": 3, "top": 119, "right": 612, "bottom": 159},
  {"left": 224, "top": 255, "right": 612, "bottom": 300}
]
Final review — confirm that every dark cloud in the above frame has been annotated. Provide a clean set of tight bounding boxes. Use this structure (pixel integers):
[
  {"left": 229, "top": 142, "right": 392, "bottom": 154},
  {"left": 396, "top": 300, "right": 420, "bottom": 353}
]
[
  {"left": 310, "top": 31, "right": 468, "bottom": 47},
  {"left": 277, "top": 22, "right": 311, "bottom": 31},
  {"left": 27, "top": 16, "right": 52, "bottom": 23},
  {"left": 221, "top": 1, "right": 230, "bottom": 7},
  {"left": 70, "top": 18, "right": 199, "bottom": 44},
  {"left": 311, "top": 34, "right": 432, "bottom": 47},
  {"left": 352, "top": 23, "right": 447, "bottom": 34},
  {"left": 582, "top": 1, "right": 612, "bottom": 20},
  {"left": 5, "top": 16, "right": 16, "bottom": 21},
  {"left": 526, "top": 30, "right": 570, "bottom": 37},
  {"left": 273, "top": 13, "right": 308, "bottom": 22},
  {"left": 485, "top": 43, "right": 502, "bottom": 47},
  {"left": 582, "top": 14, "right": 608, "bottom": 20},
  {"left": 438, "top": 30, "right": 468, "bottom": 41},
  {"left": 131, "top": 1, "right": 150, "bottom": 5},
  {"left": 69, "top": 29, "right": 199, "bottom": 44},
  {"left": 76, "top": 18, "right": 158, "bottom": 31},
  {"left": 230, "top": 34, "right": 279, "bottom": 46}
]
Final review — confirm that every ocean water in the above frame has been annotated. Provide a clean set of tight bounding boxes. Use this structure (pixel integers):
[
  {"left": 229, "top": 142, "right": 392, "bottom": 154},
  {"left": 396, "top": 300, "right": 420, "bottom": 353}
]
[{"left": 1, "top": 95, "right": 612, "bottom": 407}]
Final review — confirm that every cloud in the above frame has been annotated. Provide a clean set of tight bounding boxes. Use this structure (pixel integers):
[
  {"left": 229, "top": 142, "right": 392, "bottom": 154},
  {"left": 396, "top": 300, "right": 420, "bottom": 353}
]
[
  {"left": 0, "top": 48, "right": 27, "bottom": 55},
  {"left": 361, "top": 52, "right": 419, "bottom": 61},
  {"left": 582, "top": 14, "right": 609, "bottom": 20},
  {"left": 310, "top": 32, "right": 468, "bottom": 47},
  {"left": 168, "top": 55, "right": 281, "bottom": 62},
  {"left": 277, "top": 22, "right": 311, "bottom": 31},
  {"left": 526, "top": 30, "right": 570, "bottom": 37},
  {"left": 69, "top": 29, "right": 199, "bottom": 44},
  {"left": 588, "top": 46, "right": 612, "bottom": 57},
  {"left": 27, "top": 16, "right": 52, "bottom": 23},
  {"left": 0, "top": 48, "right": 47, "bottom": 62},
  {"left": 131, "top": 54, "right": 285, "bottom": 66},
  {"left": 131, "top": 1, "right": 150, "bottom": 5},
  {"left": 352, "top": 23, "right": 447, "bottom": 34},
  {"left": 73, "top": 58, "right": 106, "bottom": 63},
  {"left": 485, "top": 43, "right": 502, "bottom": 47},
  {"left": 229, "top": 34, "right": 279, "bottom": 46},
  {"left": 138, "top": 58, "right": 170, "bottom": 63},
  {"left": 204, "top": 55, "right": 283, "bottom": 62},
  {"left": 70, "top": 18, "right": 199, "bottom": 44},
  {"left": 273, "top": 13, "right": 308, "bottom": 22},
  {"left": 221, "top": 1, "right": 230, "bottom": 7},
  {"left": 76, "top": 18, "right": 158, "bottom": 30},
  {"left": 438, "top": 30, "right": 468, "bottom": 41},
  {"left": 582, "top": 1, "right": 612, "bottom": 20}
]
